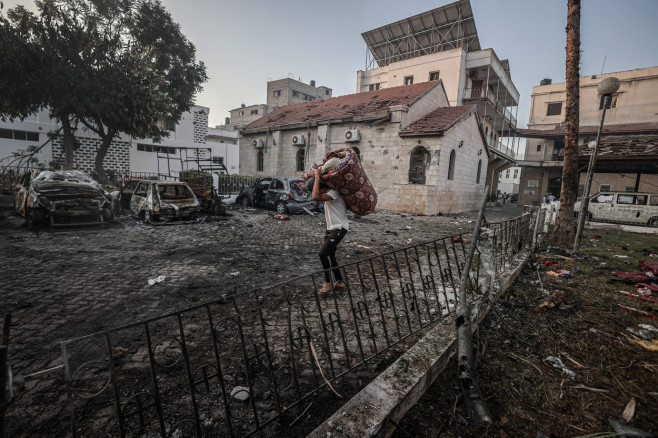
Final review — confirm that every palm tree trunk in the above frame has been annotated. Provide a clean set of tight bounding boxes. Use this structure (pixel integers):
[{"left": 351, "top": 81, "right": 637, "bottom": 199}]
[{"left": 551, "top": 0, "right": 580, "bottom": 244}]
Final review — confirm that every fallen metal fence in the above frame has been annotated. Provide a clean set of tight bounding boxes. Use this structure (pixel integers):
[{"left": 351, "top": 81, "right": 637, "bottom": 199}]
[{"left": 7, "top": 213, "right": 534, "bottom": 438}]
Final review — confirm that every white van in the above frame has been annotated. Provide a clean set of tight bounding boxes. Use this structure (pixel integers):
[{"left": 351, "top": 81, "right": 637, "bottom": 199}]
[{"left": 575, "top": 192, "right": 658, "bottom": 227}]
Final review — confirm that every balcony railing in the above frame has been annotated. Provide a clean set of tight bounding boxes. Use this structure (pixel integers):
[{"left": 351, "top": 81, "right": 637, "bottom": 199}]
[
  {"left": 490, "top": 140, "right": 516, "bottom": 160},
  {"left": 463, "top": 87, "right": 517, "bottom": 128}
]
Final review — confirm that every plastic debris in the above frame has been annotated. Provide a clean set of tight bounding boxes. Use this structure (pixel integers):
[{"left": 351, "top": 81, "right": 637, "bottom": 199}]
[
  {"left": 639, "top": 324, "right": 658, "bottom": 333},
  {"left": 619, "top": 290, "right": 658, "bottom": 303},
  {"left": 614, "top": 271, "right": 650, "bottom": 283},
  {"left": 230, "top": 386, "right": 250, "bottom": 401},
  {"left": 626, "top": 327, "right": 655, "bottom": 340},
  {"left": 544, "top": 260, "right": 565, "bottom": 269},
  {"left": 608, "top": 417, "right": 654, "bottom": 437},
  {"left": 544, "top": 356, "right": 578, "bottom": 380},
  {"left": 617, "top": 304, "right": 658, "bottom": 320},
  {"left": 230, "top": 271, "right": 240, "bottom": 277},
  {"left": 586, "top": 234, "right": 602, "bottom": 239},
  {"left": 273, "top": 214, "right": 290, "bottom": 220},
  {"left": 614, "top": 255, "right": 630, "bottom": 258},
  {"left": 546, "top": 271, "right": 561, "bottom": 277},
  {"left": 632, "top": 339, "right": 658, "bottom": 351},
  {"left": 147, "top": 276, "right": 165, "bottom": 286}
]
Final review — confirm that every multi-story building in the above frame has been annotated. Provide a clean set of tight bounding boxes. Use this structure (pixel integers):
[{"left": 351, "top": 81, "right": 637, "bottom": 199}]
[
  {"left": 498, "top": 166, "right": 521, "bottom": 195},
  {"left": 0, "top": 105, "right": 239, "bottom": 181},
  {"left": 267, "top": 78, "right": 332, "bottom": 110},
  {"left": 517, "top": 66, "right": 658, "bottom": 206},
  {"left": 355, "top": 0, "right": 519, "bottom": 191},
  {"left": 220, "top": 78, "right": 333, "bottom": 131}
]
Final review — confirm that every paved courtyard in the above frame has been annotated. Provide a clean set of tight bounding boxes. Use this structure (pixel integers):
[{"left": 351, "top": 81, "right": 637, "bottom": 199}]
[{"left": 0, "top": 195, "right": 522, "bottom": 436}]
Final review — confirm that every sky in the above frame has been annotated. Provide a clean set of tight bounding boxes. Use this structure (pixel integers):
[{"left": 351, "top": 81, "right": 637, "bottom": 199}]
[{"left": 4, "top": 0, "right": 658, "bottom": 128}]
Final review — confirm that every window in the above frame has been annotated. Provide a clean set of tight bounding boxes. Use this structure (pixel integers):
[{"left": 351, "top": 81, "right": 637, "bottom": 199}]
[
  {"left": 151, "top": 146, "right": 176, "bottom": 154},
  {"left": 271, "top": 179, "right": 284, "bottom": 190},
  {"left": 409, "top": 146, "right": 430, "bottom": 184},
  {"left": 404, "top": 76, "right": 414, "bottom": 85},
  {"left": 625, "top": 186, "right": 635, "bottom": 192},
  {"left": 352, "top": 146, "right": 361, "bottom": 162},
  {"left": 273, "top": 90, "right": 281, "bottom": 97},
  {"left": 157, "top": 117, "right": 176, "bottom": 132},
  {"left": 599, "top": 184, "right": 611, "bottom": 192},
  {"left": 599, "top": 94, "right": 618, "bottom": 110},
  {"left": 325, "top": 89, "right": 330, "bottom": 95},
  {"left": 650, "top": 195, "right": 658, "bottom": 206},
  {"left": 476, "top": 160, "right": 482, "bottom": 184},
  {"left": 296, "top": 149, "right": 305, "bottom": 172},
  {"left": 257, "top": 151, "right": 264, "bottom": 172},
  {"left": 536, "top": 144, "right": 542, "bottom": 152},
  {"left": 591, "top": 194, "right": 613, "bottom": 203},
  {"left": 546, "top": 102, "right": 562, "bottom": 116},
  {"left": 513, "top": 169, "right": 519, "bottom": 179},
  {"left": 429, "top": 71, "right": 440, "bottom": 81},
  {"left": 368, "top": 83, "right": 381, "bottom": 91},
  {"left": 239, "top": 111, "right": 244, "bottom": 116},
  {"left": 251, "top": 109, "right": 259, "bottom": 115},
  {"left": 447, "top": 150, "right": 456, "bottom": 180},
  {"left": 505, "top": 169, "right": 510, "bottom": 178},
  {"left": 292, "top": 90, "right": 299, "bottom": 98},
  {"left": 0, "top": 129, "right": 39, "bottom": 141},
  {"left": 212, "top": 156, "right": 224, "bottom": 165}
]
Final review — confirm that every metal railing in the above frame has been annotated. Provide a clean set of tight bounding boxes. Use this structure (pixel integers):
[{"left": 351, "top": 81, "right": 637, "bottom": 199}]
[
  {"left": 463, "top": 87, "right": 517, "bottom": 128},
  {"left": 6, "top": 214, "right": 534, "bottom": 437},
  {"left": 216, "top": 175, "right": 259, "bottom": 196},
  {"left": 490, "top": 140, "right": 516, "bottom": 160}
]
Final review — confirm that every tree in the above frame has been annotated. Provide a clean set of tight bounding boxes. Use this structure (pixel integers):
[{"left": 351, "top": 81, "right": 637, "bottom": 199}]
[
  {"left": 551, "top": 0, "right": 580, "bottom": 245},
  {"left": 0, "top": 0, "right": 207, "bottom": 180}
]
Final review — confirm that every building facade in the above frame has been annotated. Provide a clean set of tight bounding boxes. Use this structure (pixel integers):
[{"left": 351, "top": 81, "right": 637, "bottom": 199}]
[
  {"left": 0, "top": 105, "right": 240, "bottom": 182},
  {"left": 238, "top": 81, "right": 490, "bottom": 215},
  {"left": 497, "top": 166, "right": 520, "bottom": 195},
  {"left": 517, "top": 66, "right": 658, "bottom": 206},
  {"left": 355, "top": 0, "right": 519, "bottom": 193},
  {"left": 267, "top": 78, "right": 332, "bottom": 109}
]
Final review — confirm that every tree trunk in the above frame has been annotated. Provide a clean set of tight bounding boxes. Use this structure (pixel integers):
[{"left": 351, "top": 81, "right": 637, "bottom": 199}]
[
  {"left": 61, "top": 115, "right": 75, "bottom": 170},
  {"left": 551, "top": 0, "right": 580, "bottom": 245},
  {"left": 95, "top": 134, "right": 113, "bottom": 184}
]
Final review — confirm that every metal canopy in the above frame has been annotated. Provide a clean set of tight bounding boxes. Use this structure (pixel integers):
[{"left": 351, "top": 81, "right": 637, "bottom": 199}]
[{"left": 362, "top": 0, "right": 480, "bottom": 69}]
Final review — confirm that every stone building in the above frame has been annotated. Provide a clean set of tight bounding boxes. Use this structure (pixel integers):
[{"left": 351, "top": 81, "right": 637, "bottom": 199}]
[
  {"left": 239, "top": 81, "right": 491, "bottom": 215},
  {"left": 517, "top": 66, "right": 658, "bottom": 205},
  {"left": 356, "top": 0, "right": 519, "bottom": 192}
]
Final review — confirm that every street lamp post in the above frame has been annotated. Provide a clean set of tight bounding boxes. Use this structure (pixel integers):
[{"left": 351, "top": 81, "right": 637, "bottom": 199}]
[{"left": 573, "top": 77, "right": 620, "bottom": 253}]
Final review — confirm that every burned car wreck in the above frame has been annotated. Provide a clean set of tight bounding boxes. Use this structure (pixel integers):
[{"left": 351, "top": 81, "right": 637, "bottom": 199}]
[
  {"left": 13, "top": 170, "right": 115, "bottom": 227},
  {"left": 129, "top": 180, "right": 200, "bottom": 224}
]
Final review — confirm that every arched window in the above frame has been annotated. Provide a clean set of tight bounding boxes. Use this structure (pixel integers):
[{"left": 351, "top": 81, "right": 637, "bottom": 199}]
[
  {"left": 296, "top": 149, "right": 305, "bottom": 172},
  {"left": 409, "top": 146, "right": 430, "bottom": 184},
  {"left": 257, "top": 151, "right": 264, "bottom": 172},
  {"left": 351, "top": 146, "right": 361, "bottom": 162},
  {"left": 447, "top": 149, "right": 456, "bottom": 180},
  {"left": 476, "top": 159, "right": 482, "bottom": 184}
]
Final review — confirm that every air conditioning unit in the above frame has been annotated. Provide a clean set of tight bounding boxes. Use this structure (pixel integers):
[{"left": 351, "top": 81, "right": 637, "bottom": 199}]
[
  {"left": 292, "top": 134, "right": 305, "bottom": 146},
  {"left": 252, "top": 139, "right": 264, "bottom": 149},
  {"left": 344, "top": 129, "right": 360, "bottom": 142}
]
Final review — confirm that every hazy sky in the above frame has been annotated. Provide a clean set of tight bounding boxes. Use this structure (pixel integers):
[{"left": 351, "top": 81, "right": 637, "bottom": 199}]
[{"left": 4, "top": 0, "right": 658, "bottom": 128}]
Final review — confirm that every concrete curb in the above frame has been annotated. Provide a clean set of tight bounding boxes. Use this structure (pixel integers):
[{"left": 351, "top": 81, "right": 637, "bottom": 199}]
[{"left": 308, "top": 250, "right": 530, "bottom": 438}]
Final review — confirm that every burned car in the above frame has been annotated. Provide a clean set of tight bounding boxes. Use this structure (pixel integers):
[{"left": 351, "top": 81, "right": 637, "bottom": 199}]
[
  {"left": 110, "top": 179, "right": 143, "bottom": 214},
  {"left": 129, "top": 180, "right": 200, "bottom": 223},
  {"left": 13, "top": 169, "right": 115, "bottom": 227},
  {"left": 236, "top": 177, "right": 316, "bottom": 214}
]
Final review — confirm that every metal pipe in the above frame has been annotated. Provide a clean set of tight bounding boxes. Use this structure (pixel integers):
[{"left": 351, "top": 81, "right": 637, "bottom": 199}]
[
  {"left": 456, "top": 185, "right": 492, "bottom": 424},
  {"left": 573, "top": 96, "right": 609, "bottom": 253}
]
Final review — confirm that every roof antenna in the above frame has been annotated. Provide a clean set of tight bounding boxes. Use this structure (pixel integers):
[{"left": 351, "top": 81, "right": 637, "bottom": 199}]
[{"left": 600, "top": 55, "right": 607, "bottom": 75}]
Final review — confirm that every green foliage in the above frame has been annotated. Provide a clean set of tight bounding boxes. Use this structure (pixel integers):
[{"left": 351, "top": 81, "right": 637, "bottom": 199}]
[
  {"left": 180, "top": 170, "right": 211, "bottom": 178},
  {"left": 0, "top": 0, "right": 208, "bottom": 179}
]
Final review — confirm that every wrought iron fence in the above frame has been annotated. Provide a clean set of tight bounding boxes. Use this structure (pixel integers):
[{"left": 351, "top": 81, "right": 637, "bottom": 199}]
[
  {"left": 216, "top": 174, "right": 259, "bottom": 196},
  {"left": 10, "top": 213, "right": 533, "bottom": 438}
]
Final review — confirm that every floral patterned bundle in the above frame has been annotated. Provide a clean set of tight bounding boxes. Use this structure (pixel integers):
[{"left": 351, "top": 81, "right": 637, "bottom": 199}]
[{"left": 319, "top": 147, "right": 377, "bottom": 216}]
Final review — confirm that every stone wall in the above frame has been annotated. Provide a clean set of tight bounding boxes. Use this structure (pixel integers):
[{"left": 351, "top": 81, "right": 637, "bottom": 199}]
[{"left": 239, "top": 112, "right": 487, "bottom": 214}]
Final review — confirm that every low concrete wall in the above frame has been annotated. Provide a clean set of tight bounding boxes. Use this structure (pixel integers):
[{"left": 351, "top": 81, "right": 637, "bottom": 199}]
[{"left": 308, "top": 250, "right": 529, "bottom": 438}]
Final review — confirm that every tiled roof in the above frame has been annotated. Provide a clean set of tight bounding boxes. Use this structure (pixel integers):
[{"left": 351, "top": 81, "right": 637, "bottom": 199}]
[
  {"left": 578, "top": 133, "right": 658, "bottom": 159},
  {"left": 520, "top": 122, "right": 658, "bottom": 138},
  {"left": 398, "top": 105, "right": 476, "bottom": 137},
  {"left": 241, "top": 82, "right": 437, "bottom": 134}
]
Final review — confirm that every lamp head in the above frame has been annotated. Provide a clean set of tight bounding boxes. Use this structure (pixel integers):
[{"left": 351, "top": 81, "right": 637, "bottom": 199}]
[{"left": 597, "top": 77, "right": 620, "bottom": 96}]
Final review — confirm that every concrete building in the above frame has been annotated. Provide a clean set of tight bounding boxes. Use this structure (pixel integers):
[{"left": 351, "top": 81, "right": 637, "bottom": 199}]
[
  {"left": 0, "top": 105, "right": 239, "bottom": 182},
  {"left": 498, "top": 166, "right": 520, "bottom": 195},
  {"left": 239, "top": 81, "right": 491, "bottom": 215},
  {"left": 267, "top": 78, "right": 332, "bottom": 109},
  {"left": 355, "top": 0, "right": 519, "bottom": 192},
  {"left": 517, "top": 66, "right": 658, "bottom": 206},
  {"left": 219, "top": 78, "right": 333, "bottom": 131}
]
